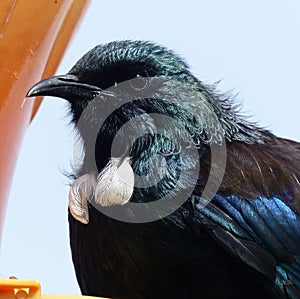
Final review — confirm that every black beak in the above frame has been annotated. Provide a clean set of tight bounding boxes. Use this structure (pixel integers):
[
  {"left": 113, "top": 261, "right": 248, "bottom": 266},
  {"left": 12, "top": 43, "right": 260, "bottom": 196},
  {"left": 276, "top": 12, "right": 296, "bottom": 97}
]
[{"left": 26, "top": 74, "right": 102, "bottom": 101}]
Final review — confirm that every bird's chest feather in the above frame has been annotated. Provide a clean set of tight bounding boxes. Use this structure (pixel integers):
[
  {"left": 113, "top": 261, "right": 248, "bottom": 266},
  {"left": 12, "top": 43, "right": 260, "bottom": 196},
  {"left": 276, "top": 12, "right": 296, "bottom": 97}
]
[
  {"left": 69, "top": 206, "right": 199, "bottom": 298},
  {"left": 69, "top": 205, "right": 277, "bottom": 299}
]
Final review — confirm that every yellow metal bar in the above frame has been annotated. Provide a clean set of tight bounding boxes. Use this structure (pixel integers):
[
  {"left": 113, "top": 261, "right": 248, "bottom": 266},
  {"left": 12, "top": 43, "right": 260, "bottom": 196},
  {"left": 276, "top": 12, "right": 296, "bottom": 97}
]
[
  {"left": 43, "top": 296, "right": 104, "bottom": 299},
  {"left": 0, "top": 279, "right": 41, "bottom": 299},
  {"left": 0, "top": 279, "right": 106, "bottom": 299}
]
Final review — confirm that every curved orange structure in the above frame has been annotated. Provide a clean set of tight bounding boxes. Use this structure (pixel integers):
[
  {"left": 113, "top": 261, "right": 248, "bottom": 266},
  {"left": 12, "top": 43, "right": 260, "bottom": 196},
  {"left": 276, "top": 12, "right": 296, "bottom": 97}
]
[
  {"left": 0, "top": 0, "right": 89, "bottom": 243},
  {"left": 0, "top": 1, "right": 106, "bottom": 298}
]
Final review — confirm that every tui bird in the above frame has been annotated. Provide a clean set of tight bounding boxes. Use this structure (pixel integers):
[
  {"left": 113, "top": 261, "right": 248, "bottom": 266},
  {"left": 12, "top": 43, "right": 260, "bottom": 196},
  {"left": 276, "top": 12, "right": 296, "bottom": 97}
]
[{"left": 27, "top": 40, "right": 300, "bottom": 299}]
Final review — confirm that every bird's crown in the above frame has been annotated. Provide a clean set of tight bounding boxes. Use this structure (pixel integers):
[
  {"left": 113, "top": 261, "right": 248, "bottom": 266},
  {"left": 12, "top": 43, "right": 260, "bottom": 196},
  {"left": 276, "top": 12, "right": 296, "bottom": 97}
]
[{"left": 69, "top": 40, "right": 191, "bottom": 89}]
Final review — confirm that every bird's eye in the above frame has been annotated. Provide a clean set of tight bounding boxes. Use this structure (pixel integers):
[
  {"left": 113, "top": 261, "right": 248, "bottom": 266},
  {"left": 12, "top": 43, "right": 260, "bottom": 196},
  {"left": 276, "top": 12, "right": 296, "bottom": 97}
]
[{"left": 129, "top": 75, "right": 148, "bottom": 90}]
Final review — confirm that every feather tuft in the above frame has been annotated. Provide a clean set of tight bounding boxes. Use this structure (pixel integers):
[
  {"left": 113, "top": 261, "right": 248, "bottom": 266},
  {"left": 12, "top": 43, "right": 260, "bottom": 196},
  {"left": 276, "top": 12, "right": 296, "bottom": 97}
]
[
  {"left": 95, "top": 157, "right": 134, "bottom": 207},
  {"left": 69, "top": 172, "right": 96, "bottom": 224}
]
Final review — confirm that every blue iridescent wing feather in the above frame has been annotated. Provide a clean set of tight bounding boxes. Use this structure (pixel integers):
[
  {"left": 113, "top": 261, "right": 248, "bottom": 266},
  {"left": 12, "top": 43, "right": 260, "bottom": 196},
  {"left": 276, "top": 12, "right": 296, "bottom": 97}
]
[
  {"left": 192, "top": 136, "right": 300, "bottom": 298},
  {"left": 194, "top": 194, "right": 300, "bottom": 298}
]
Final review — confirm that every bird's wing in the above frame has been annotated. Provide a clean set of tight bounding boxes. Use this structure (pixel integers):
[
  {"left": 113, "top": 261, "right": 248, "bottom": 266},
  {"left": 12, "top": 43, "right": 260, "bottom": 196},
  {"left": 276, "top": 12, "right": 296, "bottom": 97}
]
[
  {"left": 194, "top": 194, "right": 300, "bottom": 298},
  {"left": 193, "top": 137, "right": 300, "bottom": 298}
]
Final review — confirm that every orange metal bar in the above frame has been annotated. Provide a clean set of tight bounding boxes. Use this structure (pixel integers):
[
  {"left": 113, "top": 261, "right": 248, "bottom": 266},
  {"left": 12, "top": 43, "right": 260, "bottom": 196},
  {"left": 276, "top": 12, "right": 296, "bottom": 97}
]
[
  {"left": 0, "top": 2, "right": 109, "bottom": 298},
  {"left": 0, "top": 278, "right": 103, "bottom": 299},
  {"left": 30, "top": 0, "right": 90, "bottom": 119},
  {"left": 0, "top": 0, "right": 90, "bottom": 243}
]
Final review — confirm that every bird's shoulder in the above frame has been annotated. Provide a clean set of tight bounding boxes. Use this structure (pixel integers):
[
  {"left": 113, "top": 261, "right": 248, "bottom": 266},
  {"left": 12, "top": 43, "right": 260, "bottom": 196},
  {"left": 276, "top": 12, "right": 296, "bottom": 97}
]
[
  {"left": 191, "top": 135, "right": 300, "bottom": 298},
  {"left": 222, "top": 134, "right": 300, "bottom": 213}
]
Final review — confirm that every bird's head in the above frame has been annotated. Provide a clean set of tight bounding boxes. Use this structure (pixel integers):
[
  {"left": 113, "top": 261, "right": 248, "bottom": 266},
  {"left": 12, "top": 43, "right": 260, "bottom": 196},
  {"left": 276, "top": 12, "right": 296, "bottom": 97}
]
[
  {"left": 27, "top": 39, "right": 265, "bottom": 161},
  {"left": 26, "top": 40, "right": 199, "bottom": 123},
  {"left": 26, "top": 40, "right": 213, "bottom": 170},
  {"left": 26, "top": 40, "right": 266, "bottom": 219}
]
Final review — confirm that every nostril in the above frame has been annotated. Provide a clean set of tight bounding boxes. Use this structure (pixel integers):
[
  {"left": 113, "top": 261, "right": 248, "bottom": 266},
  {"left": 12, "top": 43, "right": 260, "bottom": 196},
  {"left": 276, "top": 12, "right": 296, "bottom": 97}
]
[{"left": 58, "top": 74, "right": 79, "bottom": 83}]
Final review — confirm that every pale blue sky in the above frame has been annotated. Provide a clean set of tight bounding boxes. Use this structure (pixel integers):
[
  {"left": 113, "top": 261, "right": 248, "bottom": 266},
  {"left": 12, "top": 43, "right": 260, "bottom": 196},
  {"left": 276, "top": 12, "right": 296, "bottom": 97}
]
[{"left": 1, "top": 0, "right": 299, "bottom": 295}]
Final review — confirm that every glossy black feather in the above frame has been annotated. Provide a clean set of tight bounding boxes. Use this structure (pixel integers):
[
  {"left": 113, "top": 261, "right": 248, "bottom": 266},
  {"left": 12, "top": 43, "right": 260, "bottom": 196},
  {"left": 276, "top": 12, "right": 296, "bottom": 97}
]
[{"left": 27, "top": 40, "right": 300, "bottom": 298}]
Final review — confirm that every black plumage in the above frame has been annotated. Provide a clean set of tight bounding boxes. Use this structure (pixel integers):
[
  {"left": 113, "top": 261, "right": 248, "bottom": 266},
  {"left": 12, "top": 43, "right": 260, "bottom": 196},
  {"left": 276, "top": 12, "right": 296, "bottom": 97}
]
[{"left": 27, "top": 40, "right": 300, "bottom": 299}]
